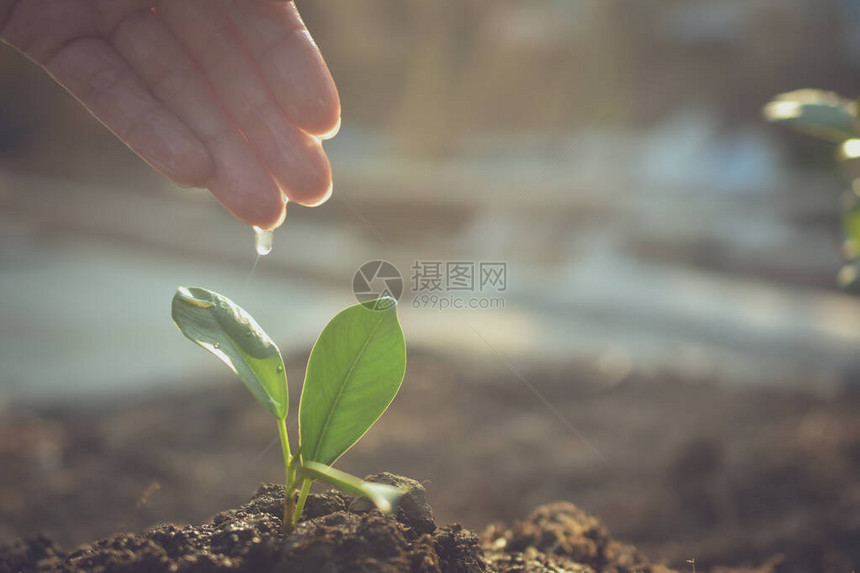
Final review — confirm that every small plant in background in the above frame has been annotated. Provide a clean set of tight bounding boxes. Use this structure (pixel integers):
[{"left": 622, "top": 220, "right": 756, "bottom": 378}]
[
  {"left": 171, "top": 287, "right": 407, "bottom": 533},
  {"left": 764, "top": 89, "right": 860, "bottom": 291}
]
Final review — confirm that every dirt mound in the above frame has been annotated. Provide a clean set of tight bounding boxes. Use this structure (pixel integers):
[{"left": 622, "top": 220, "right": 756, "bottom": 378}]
[
  {"left": 483, "top": 502, "right": 670, "bottom": 573},
  {"left": 1, "top": 474, "right": 779, "bottom": 573},
  {"left": 0, "top": 475, "right": 480, "bottom": 573}
]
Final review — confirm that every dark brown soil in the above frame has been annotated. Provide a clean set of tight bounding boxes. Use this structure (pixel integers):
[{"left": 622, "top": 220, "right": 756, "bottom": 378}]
[
  {"left": 1, "top": 351, "right": 858, "bottom": 572},
  {"left": 0, "top": 472, "right": 738, "bottom": 573}
]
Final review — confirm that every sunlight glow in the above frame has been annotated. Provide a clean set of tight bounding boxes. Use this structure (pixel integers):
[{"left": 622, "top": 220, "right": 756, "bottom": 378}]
[
  {"left": 763, "top": 100, "right": 802, "bottom": 121},
  {"left": 841, "top": 139, "right": 860, "bottom": 159}
]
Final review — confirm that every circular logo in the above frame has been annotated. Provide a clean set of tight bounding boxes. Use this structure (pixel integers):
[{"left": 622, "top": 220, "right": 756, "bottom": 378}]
[{"left": 352, "top": 260, "right": 403, "bottom": 310}]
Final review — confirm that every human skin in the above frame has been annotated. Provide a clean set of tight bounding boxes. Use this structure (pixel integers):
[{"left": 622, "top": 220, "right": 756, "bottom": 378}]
[{"left": 0, "top": 0, "right": 340, "bottom": 229}]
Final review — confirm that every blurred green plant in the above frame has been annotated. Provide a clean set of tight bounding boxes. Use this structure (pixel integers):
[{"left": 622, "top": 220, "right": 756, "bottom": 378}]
[
  {"left": 764, "top": 89, "right": 860, "bottom": 291},
  {"left": 171, "top": 286, "right": 407, "bottom": 533}
]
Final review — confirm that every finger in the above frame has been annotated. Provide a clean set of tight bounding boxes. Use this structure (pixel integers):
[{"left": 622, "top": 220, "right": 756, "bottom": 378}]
[
  {"left": 43, "top": 36, "right": 213, "bottom": 188},
  {"left": 111, "top": 10, "right": 286, "bottom": 228},
  {"left": 0, "top": 0, "right": 98, "bottom": 63},
  {"left": 0, "top": 1, "right": 16, "bottom": 30},
  {"left": 234, "top": 89, "right": 333, "bottom": 207},
  {"left": 157, "top": 0, "right": 333, "bottom": 206},
  {"left": 218, "top": 0, "right": 340, "bottom": 137}
]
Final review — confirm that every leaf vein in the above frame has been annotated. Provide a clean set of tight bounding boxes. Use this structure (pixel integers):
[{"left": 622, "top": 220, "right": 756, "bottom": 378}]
[{"left": 307, "top": 312, "right": 387, "bottom": 462}]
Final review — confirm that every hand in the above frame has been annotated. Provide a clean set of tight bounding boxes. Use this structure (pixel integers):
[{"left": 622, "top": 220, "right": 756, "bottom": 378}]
[{"left": 1, "top": 0, "right": 340, "bottom": 229}]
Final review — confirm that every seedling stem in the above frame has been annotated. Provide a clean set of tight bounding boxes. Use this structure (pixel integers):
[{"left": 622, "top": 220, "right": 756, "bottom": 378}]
[
  {"left": 293, "top": 479, "right": 312, "bottom": 527},
  {"left": 277, "top": 417, "right": 295, "bottom": 533}
]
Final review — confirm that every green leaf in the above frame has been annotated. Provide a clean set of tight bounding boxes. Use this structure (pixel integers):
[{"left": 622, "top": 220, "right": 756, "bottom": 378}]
[
  {"left": 763, "top": 90, "right": 859, "bottom": 142},
  {"left": 171, "top": 286, "right": 288, "bottom": 419},
  {"left": 299, "top": 298, "right": 406, "bottom": 466},
  {"left": 298, "top": 460, "right": 406, "bottom": 513}
]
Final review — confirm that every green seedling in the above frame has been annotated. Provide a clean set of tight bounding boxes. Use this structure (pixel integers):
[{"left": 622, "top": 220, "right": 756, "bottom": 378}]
[
  {"left": 763, "top": 89, "right": 859, "bottom": 143},
  {"left": 764, "top": 89, "right": 860, "bottom": 291},
  {"left": 171, "top": 286, "right": 407, "bottom": 533}
]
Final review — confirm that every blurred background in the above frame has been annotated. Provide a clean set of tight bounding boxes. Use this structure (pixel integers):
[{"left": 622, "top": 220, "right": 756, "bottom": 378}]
[{"left": 2, "top": 1, "right": 860, "bottom": 571}]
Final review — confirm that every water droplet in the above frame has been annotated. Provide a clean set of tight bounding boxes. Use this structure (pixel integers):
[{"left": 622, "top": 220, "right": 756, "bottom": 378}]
[
  {"left": 253, "top": 226, "right": 273, "bottom": 256},
  {"left": 276, "top": 366, "right": 284, "bottom": 373},
  {"left": 213, "top": 343, "right": 221, "bottom": 349}
]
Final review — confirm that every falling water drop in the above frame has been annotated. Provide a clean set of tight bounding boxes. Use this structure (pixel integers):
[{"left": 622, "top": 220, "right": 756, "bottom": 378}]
[{"left": 253, "top": 226, "right": 273, "bottom": 256}]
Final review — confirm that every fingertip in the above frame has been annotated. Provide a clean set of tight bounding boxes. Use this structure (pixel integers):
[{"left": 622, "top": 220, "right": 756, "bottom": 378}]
[
  {"left": 231, "top": 193, "right": 286, "bottom": 230},
  {"left": 206, "top": 156, "right": 286, "bottom": 229},
  {"left": 279, "top": 145, "right": 332, "bottom": 207},
  {"left": 282, "top": 179, "right": 331, "bottom": 208},
  {"left": 283, "top": 79, "right": 340, "bottom": 138},
  {"left": 302, "top": 82, "right": 341, "bottom": 138},
  {"left": 269, "top": 29, "right": 341, "bottom": 136},
  {"left": 317, "top": 114, "right": 341, "bottom": 141},
  {"left": 304, "top": 181, "right": 332, "bottom": 207},
  {"left": 267, "top": 198, "right": 288, "bottom": 230},
  {"left": 305, "top": 83, "right": 341, "bottom": 138}
]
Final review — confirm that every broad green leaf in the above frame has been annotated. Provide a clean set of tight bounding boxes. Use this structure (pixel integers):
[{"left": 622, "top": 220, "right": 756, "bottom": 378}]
[
  {"left": 763, "top": 90, "right": 859, "bottom": 142},
  {"left": 298, "top": 461, "right": 406, "bottom": 513},
  {"left": 171, "top": 286, "right": 288, "bottom": 419},
  {"left": 299, "top": 298, "right": 406, "bottom": 466}
]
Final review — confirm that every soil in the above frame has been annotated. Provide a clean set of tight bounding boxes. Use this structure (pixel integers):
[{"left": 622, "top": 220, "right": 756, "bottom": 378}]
[
  {"left": 1, "top": 350, "right": 858, "bottom": 572},
  {"left": 1, "top": 472, "right": 741, "bottom": 573}
]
